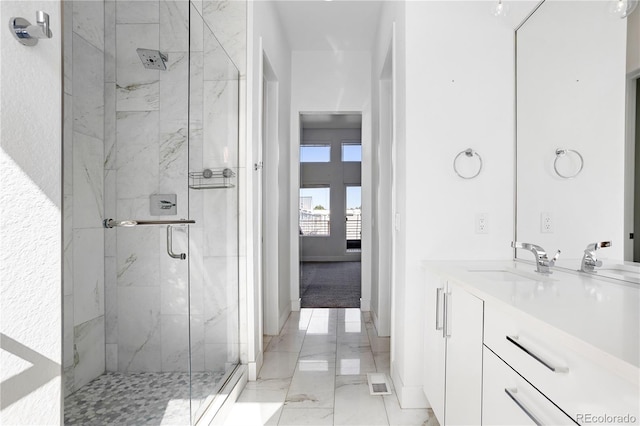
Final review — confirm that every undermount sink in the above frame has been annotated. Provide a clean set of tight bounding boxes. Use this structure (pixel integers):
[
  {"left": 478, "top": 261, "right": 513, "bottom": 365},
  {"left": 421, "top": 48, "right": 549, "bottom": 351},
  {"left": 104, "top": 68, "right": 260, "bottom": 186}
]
[{"left": 467, "top": 269, "right": 538, "bottom": 283}]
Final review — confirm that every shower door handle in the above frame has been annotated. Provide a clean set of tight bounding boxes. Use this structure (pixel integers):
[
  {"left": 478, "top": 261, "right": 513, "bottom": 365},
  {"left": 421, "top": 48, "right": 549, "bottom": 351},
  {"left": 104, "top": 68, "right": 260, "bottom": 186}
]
[{"left": 166, "top": 225, "right": 186, "bottom": 260}]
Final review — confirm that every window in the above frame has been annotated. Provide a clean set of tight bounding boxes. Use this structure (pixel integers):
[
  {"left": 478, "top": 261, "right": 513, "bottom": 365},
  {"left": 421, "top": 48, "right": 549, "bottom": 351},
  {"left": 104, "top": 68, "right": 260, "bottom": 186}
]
[
  {"left": 345, "top": 186, "right": 361, "bottom": 250},
  {"left": 299, "top": 187, "right": 330, "bottom": 236},
  {"left": 300, "top": 144, "right": 331, "bottom": 162},
  {"left": 342, "top": 142, "right": 362, "bottom": 162}
]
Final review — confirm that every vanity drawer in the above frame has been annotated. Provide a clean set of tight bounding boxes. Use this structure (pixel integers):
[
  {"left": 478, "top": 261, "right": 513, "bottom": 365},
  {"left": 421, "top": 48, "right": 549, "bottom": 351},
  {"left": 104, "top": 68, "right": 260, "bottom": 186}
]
[
  {"left": 484, "top": 302, "right": 639, "bottom": 424},
  {"left": 483, "top": 346, "right": 574, "bottom": 425}
]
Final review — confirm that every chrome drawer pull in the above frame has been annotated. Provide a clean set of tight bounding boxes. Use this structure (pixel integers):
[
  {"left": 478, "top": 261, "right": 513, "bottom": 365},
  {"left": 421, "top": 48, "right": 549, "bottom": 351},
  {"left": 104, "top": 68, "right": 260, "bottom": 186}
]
[
  {"left": 504, "top": 388, "right": 544, "bottom": 426},
  {"left": 506, "top": 336, "right": 569, "bottom": 373},
  {"left": 443, "top": 292, "right": 452, "bottom": 338},
  {"left": 435, "top": 288, "right": 443, "bottom": 331}
]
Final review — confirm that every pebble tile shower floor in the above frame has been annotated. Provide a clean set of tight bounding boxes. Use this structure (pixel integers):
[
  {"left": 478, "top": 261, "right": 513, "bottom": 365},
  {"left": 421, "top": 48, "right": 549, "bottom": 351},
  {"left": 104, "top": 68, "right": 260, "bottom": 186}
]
[{"left": 64, "top": 371, "right": 225, "bottom": 425}]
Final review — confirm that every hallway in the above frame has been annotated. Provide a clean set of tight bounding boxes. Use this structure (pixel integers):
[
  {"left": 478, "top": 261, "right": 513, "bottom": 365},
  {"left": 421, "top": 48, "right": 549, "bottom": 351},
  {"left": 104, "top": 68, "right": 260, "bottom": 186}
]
[
  {"left": 300, "top": 263, "right": 361, "bottom": 308},
  {"left": 224, "top": 309, "right": 437, "bottom": 425}
]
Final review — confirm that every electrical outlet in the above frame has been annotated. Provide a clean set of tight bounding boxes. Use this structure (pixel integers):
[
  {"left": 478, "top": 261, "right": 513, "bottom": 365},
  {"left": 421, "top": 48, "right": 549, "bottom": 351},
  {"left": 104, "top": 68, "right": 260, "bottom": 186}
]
[
  {"left": 541, "top": 212, "right": 553, "bottom": 233},
  {"left": 475, "top": 213, "right": 489, "bottom": 234}
]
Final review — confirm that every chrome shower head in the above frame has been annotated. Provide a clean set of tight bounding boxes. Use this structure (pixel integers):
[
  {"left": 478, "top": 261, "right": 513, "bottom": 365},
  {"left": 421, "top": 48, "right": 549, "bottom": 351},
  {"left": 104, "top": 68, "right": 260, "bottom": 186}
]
[{"left": 136, "top": 48, "right": 168, "bottom": 71}]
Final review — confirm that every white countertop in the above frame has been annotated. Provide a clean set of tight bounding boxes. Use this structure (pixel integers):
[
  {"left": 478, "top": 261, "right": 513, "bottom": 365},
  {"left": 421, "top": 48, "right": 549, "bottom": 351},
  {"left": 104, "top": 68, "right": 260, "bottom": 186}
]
[{"left": 423, "top": 260, "right": 640, "bottom": 370}]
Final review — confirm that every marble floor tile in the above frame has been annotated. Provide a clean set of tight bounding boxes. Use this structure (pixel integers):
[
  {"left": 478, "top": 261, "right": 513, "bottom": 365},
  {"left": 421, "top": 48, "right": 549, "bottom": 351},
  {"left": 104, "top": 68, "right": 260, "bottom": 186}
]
[
  {"left": 285, "top": 369, "right": 335, "bottom": 409},
  {"left": 383, "top": 395, "right": 437, "bottom": 426},
  {"left": 266, "top": 330, "right": 306, "bottom": 353},
  {"left": 218, "top": 401, "right": 282, "bottom": 426},
  {"left": 299, "top": 335, "right": 337, "bottom": 360},
  {"left": 239, "top": 378, "right": 291, "bottom": 403},
  {"left": 373, "top": 352, "right": 391, "bottom": 375},
  {"left": 259, "top": 352, "right": 299, "bottom": 380},
  {"left": 278, "top": 407, "right": 334, "bottom": 425},
  {"left": 333, "top": 375, "right": 388, "bottom": 425},
  {"left": 307, "top": 316, "right": 338, "bottom": 336},
  {"left": 264, "top": 335, "right": 273, "bottom": 351},
  {"left": 233, "top": 308, "right": 435, "bottom": 426}
]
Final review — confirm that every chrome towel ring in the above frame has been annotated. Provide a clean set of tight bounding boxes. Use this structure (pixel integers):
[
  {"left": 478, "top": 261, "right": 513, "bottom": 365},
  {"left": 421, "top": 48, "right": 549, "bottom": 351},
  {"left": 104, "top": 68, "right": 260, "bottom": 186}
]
[
  {"left": 453, "top": 148, "right": 483, "bottom": 179},
  {"left": 553, "top": 148, "right": 583, "bottom": 179}
]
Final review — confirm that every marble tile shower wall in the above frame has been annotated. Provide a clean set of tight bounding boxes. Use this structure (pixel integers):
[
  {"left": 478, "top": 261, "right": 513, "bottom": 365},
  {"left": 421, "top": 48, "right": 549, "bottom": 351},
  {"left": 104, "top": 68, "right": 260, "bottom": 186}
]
[
  {"left": 63, "top": 0, "right": 107, "bottom": 397},
  {"left": 63, "top": 0, "right": 246, "bottom": 396},
  {"left": 105, "top": 0, "right": 191, "bottom": 374},
  {"left": 105, "top": 0, "right": 246, "bottom": 376}
]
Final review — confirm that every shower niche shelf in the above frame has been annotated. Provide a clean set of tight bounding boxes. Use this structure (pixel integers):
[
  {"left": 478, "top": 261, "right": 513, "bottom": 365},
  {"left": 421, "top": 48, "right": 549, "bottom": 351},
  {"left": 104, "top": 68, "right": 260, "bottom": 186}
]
[{"left": 189, "top": 168, "right": 235, "bottom": 190}]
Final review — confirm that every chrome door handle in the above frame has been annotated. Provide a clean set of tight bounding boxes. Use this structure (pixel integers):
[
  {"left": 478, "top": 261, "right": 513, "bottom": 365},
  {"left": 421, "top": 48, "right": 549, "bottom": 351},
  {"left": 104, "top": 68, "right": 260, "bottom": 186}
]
[
  {"left": 104, "top": 219, "right": 195, "bottom": 228},
  {"left": 166, "top": 225, "right": 186, "bottom": 260},
  {"left": 506, "top": 336, "right": 568, "bottom": 373},
  {"left": 435, "top": 288, "right": 443, "bottom": 331}
]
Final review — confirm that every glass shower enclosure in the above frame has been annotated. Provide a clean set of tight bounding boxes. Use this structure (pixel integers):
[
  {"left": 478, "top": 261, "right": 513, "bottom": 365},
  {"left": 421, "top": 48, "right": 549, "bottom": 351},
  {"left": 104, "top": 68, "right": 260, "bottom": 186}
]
[{"left": 62, "top": 1, "right": 240, "bottom": 424}]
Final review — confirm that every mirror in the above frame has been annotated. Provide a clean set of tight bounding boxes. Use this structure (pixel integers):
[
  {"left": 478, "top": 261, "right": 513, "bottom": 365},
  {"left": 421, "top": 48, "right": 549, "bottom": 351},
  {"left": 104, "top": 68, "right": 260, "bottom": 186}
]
[{"left": 515, "top": 0, "right": 640, "bottom": 282}]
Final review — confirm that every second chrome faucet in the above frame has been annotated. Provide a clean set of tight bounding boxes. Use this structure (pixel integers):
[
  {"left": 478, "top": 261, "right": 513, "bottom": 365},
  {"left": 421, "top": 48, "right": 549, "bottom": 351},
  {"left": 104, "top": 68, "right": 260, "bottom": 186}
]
[{"left": 512, "top": 241, "right": 561, "bottom": 274}]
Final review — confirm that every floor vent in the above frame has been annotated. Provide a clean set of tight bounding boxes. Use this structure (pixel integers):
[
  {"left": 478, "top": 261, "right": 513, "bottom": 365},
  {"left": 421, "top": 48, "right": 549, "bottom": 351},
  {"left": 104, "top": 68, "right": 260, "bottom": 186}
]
[{"left": 367, "top": 373, "right": 392, "bottom": 396}]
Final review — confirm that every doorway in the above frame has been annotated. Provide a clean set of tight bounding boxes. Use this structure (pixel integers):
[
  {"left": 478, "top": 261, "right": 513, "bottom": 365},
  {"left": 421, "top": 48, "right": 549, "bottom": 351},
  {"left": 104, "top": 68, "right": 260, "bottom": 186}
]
[{"left": 298, "top": 114, "right": 362, "bottom": 308}]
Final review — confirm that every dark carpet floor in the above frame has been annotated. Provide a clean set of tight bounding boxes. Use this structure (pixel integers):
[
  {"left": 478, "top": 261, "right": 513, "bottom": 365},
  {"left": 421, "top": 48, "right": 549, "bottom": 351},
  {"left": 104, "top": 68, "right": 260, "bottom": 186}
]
[{"left": 300, "top": 261, "right": 361, "bottom": 308}]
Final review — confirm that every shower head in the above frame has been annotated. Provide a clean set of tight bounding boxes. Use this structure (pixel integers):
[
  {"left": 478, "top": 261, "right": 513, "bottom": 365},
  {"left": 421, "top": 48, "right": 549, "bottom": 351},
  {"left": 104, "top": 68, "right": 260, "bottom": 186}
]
[{"left": 136, "top": 48, "right": 168, "bottom": 71}]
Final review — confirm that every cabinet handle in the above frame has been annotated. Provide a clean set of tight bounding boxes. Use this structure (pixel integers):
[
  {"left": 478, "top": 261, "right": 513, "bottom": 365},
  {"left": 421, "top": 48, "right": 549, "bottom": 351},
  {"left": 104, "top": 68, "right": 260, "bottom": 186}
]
[
  {"left": 504, "top": 388, "right": 544, "bottom": 426},
  {"left": 435, "top": 288, "right": 443, "bottom": 331},
  {"left": 443, "top": 292, "right": 452, "bottom": 338},
  {"left": 506, "top": 336, "right": 569, "bottom": 373}
]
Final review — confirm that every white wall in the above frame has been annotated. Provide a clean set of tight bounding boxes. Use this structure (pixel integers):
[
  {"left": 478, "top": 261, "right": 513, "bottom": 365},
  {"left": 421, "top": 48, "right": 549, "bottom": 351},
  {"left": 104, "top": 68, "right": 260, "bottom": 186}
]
[
  {"left": 382, "top": 1, "right": 531, "bottom": 408},
  {"left": 290, "top": 50, "right": 372, "bottom": 311},
  {"left": 247, "top": 0, "right": 292, "bottom": 379},
  {"left": 628, "top": 6, "right": 640, "bottom": 73},
  {"left": 0, "top": 1, "right": 63, "bottom": 424},
  {"left": 371, "top": 1, "right": 404, "bottom": 340}
]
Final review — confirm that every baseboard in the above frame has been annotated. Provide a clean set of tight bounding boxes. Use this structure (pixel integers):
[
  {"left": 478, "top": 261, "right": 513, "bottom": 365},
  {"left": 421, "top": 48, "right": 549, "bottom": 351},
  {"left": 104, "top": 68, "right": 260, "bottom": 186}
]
[
  {"left": 391, "top": 363, "right": 429, "bottom": 409},
  {"left": 371, "top": 309, "right": 379, "bottom": 332},
  {"left": 278, "top": 307, "right": 291, "bottom": 332},
  {"left": 247, "top": 350, "right": 263, "bottom": 381},
  {"left": 300, "top": 255, "right": 361, "bottom": 262},
  {"left": 291, "top": 298, "right": 301, "bottom": 311},
  {"left": 360, "top": 298, "right": 370, "bottom": 311},
  {"left": 197, "top": 365, "right": 248, "bottom": 425}
]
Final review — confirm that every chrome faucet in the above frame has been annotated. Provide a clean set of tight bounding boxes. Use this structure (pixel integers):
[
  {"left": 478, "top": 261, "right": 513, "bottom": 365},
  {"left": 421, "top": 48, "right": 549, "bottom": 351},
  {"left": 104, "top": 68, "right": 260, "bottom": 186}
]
[
  {"left": 580, "top": 241, "right": 611, "bottom": 273},
  {"left": 512, "top": 241, "right": 561, "bottom": 274}
]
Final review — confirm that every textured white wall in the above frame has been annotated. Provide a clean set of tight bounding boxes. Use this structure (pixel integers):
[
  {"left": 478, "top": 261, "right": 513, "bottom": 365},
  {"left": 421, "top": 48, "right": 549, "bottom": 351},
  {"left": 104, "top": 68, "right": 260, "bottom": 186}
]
[{"left": 0, "top": 1, "right": 63, "bottom": 424}]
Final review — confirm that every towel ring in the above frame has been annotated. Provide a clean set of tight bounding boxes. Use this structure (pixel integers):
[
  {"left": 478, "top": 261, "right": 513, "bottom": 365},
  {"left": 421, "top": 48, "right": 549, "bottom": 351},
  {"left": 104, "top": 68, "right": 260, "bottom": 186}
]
[
  {"left": 553, "top": 148, "right": 583, "bottom": 179},
  {"left": 453, "top": 148, "right": 483, "bottom": 179}
]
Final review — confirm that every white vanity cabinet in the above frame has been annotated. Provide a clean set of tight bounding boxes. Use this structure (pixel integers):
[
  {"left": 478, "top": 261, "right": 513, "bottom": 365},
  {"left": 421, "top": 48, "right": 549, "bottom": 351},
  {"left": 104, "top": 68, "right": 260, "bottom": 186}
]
[
  {"left": 483, "top": 346, "right": 575, "bottom": 425},
  {"left": 423, "top": 270, "right": 483, "bottom": 425},
  {"left": 423, "top": 261, "right": 640, "bottom": 426},
  {"left": 483, "top": 300, "right": 639, "bottom": 425}
]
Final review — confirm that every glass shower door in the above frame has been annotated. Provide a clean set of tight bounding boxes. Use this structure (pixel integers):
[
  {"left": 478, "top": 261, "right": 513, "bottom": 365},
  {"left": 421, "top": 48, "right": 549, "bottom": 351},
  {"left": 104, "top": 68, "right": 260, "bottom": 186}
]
[{"left": 188, "top": 2, "right": 241, "bottom": 422}]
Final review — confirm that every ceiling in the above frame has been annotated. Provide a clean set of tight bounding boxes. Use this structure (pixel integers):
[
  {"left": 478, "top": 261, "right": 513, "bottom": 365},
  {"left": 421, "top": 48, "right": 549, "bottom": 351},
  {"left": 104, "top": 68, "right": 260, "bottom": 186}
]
[
  {"left": 300, "top": 113, "right": 362, "bottom": 129},
  {"left": 273, "top": 1, "right": 384, "bottom": 51}
]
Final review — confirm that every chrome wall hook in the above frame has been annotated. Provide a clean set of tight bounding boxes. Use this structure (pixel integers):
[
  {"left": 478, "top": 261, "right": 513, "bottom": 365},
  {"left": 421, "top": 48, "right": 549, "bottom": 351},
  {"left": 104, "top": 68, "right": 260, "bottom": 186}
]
[{"left": 9, "top": 11, "right": 53, "bottom": 46}]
